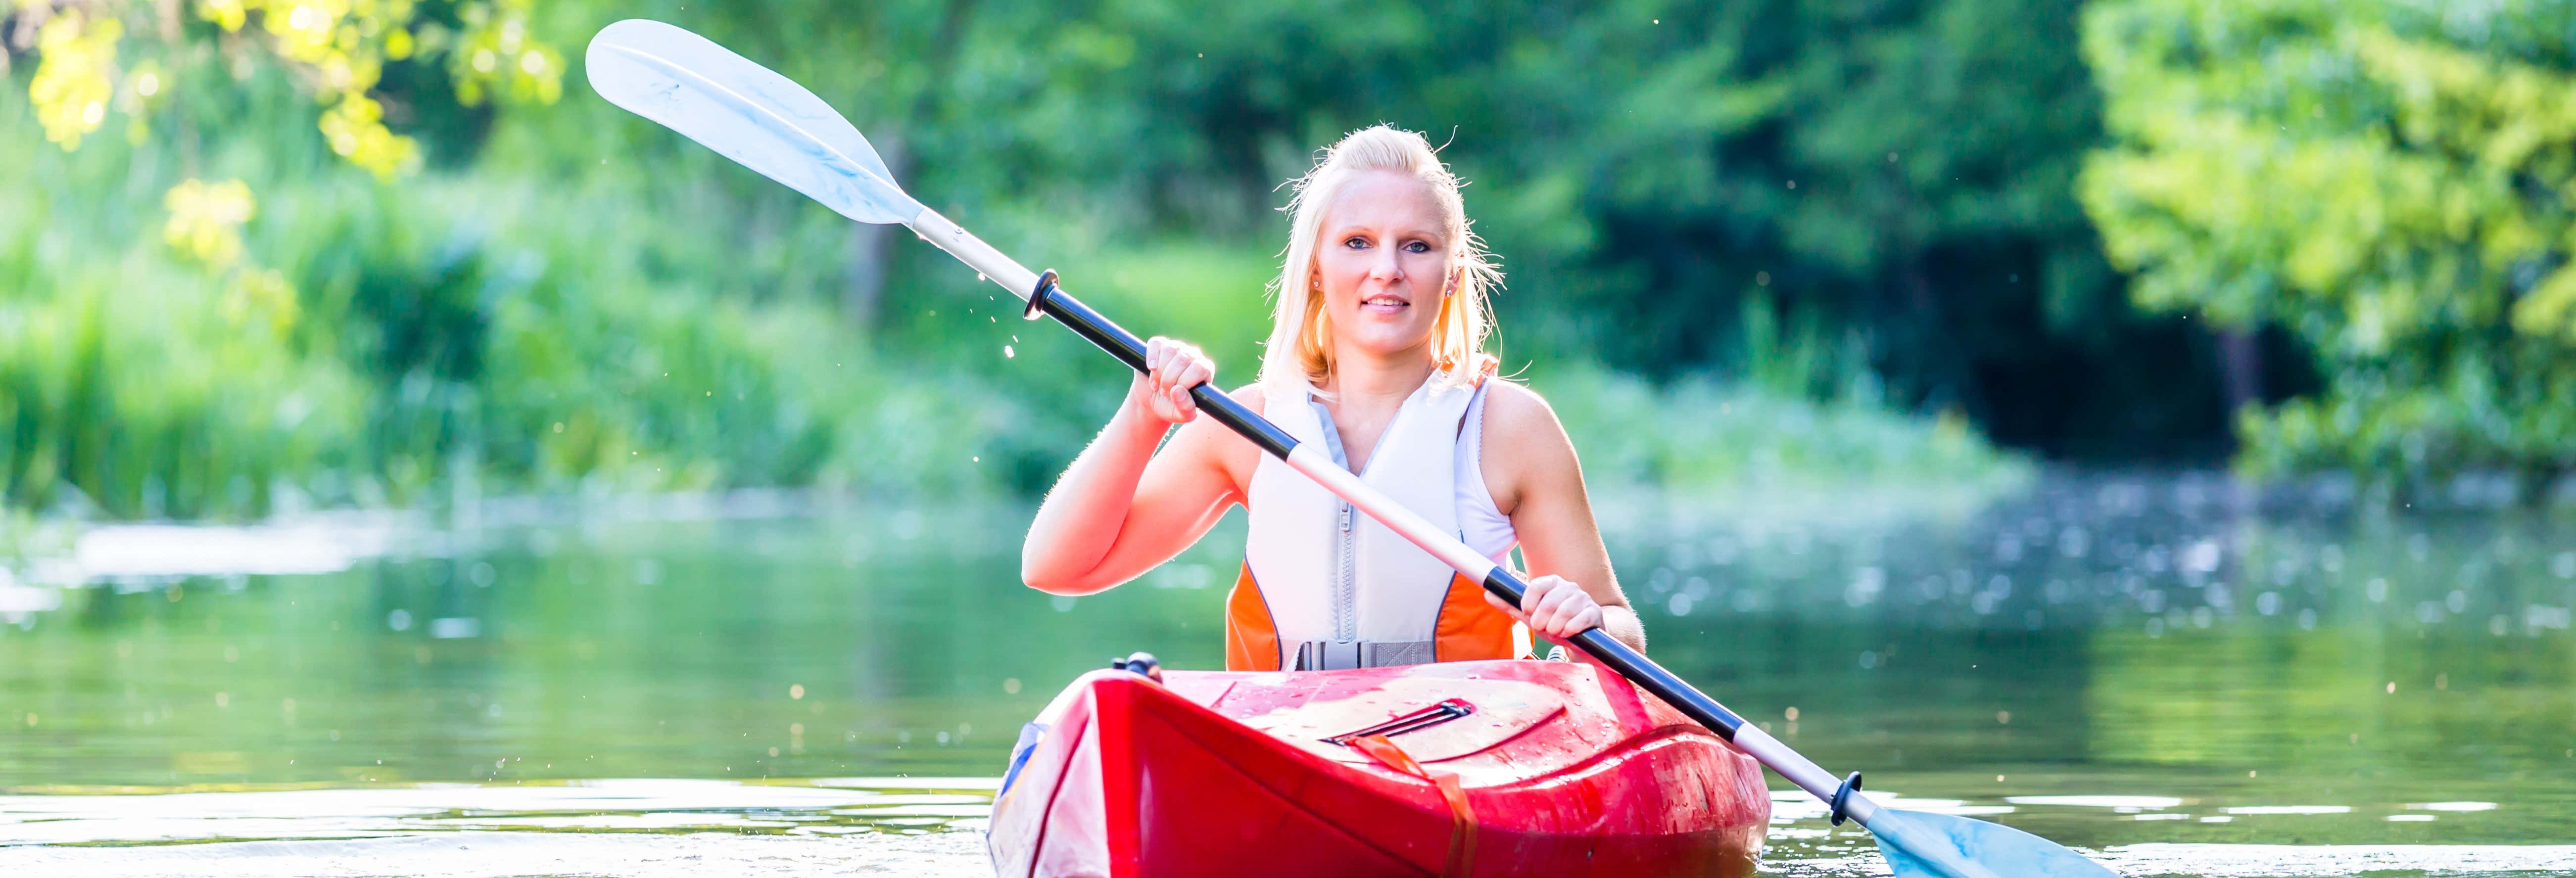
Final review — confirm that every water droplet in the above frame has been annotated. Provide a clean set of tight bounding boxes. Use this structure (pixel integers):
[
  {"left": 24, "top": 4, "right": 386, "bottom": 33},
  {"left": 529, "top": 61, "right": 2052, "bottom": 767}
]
[{"left": 1004, "top": 345, "right": 1015, "bottom": 358}]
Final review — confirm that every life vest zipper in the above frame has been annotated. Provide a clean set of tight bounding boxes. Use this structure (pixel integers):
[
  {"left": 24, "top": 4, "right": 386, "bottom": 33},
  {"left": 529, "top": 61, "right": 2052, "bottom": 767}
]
[{"left": 1336, "top": 501, "right": 1357, "bottom": 642}]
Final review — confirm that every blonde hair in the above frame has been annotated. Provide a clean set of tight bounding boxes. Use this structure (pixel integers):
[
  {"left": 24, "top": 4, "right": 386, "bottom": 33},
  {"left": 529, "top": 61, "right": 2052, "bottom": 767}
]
[{"left": 1259, "top": 125, "right": 1502, "bottom": 392}]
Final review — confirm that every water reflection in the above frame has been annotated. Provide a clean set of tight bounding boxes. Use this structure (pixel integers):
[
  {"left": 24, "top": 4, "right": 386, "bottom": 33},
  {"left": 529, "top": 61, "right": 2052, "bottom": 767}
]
[
  {"left": 0, "top": 778, "right": 999, "bottom": 845},
  {"left": 2, "top": 474, "right": 2574, "bottom": 874},
  {"left": 1607, "top": 473, "right": 2576, "bottom": 639},
  {"left": 0, "top": 780, "right": 998, "bottom": 878},
  {"left": 4, "top": 780, "right": 2569, "bottom": 878}
]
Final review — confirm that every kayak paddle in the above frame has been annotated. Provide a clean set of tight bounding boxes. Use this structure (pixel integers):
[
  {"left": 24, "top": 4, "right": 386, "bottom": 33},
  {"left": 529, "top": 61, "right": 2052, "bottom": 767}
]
[{"left": 584, "top": 18, "right": 2118, "bottom": 878}]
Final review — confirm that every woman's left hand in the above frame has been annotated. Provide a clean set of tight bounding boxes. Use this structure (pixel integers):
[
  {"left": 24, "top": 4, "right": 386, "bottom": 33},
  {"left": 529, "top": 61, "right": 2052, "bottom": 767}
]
[{"left": 1484, "top": 574, "right": 1605, "bottom": 641}]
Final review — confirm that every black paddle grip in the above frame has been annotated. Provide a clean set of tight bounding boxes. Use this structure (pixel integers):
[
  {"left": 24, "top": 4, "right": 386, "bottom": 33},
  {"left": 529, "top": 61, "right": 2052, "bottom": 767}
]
[
  {"left": 1024, "top": 270, "right": 1298, "bottom": 460},
  {"left": 1480, "top": 567, "right": 1751, "bottom": 739}
]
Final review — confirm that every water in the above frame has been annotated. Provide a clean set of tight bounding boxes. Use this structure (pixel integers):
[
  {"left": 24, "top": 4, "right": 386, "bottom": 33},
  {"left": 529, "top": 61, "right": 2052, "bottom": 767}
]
[{"left": 3, "top": 474, "right": 2574, "bottom": 876}]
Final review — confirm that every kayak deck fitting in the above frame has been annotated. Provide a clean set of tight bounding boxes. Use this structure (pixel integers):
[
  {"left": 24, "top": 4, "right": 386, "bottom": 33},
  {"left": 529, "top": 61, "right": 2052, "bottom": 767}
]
[{"left": 988, "top": 659, "right": 1770, "bottom": 878}]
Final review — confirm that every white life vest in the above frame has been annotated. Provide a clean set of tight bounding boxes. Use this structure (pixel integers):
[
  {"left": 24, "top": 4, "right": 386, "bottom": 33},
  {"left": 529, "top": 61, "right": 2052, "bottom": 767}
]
[{"left": 1224, "top": 374, "right": 1527, "bottom": 671}]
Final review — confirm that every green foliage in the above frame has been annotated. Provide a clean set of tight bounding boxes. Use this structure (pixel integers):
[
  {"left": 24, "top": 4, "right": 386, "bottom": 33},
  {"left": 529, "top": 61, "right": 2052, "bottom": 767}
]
[
  {"left": 476, "top": 0, "right": 2147, "bottom": 413},
  {"left": 969, "top": 0, "right": 2211, "bottom": 456},
  {"left": 0, "top": 0, "right": 2033, "bottom": 520},
  {"left": 0, "top": 91, "right": 363, "bottom": 519},
  {"left": 0, "top": 81, "right": 1027, "bottom": 517},
  {"left": 16, "top": 0, "right": 563, "bottom": 177},
  {"left": 1540, "top": 302, "right": 2029, "bottom": 497},
  {"left": 2082, "top": 0, "right": 2576, "bottom": 495}
]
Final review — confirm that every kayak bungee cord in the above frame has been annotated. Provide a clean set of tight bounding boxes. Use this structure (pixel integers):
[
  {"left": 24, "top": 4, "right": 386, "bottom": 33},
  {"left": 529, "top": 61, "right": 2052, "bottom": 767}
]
[{"left": 583, "top": 18, "right": 2118, "bottom": 878}]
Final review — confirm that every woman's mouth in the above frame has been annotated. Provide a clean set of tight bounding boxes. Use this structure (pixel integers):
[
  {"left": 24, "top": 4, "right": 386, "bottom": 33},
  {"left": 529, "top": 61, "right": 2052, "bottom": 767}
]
[{"left": 1360, "top": 294, "right": 1409, "bottom": 314}]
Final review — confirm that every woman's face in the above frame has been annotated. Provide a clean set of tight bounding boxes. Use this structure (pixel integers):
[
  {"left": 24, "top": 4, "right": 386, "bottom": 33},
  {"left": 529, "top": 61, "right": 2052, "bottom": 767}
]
[{"left": 1313, "top": 169, "right": 1454, "bottom": 365}]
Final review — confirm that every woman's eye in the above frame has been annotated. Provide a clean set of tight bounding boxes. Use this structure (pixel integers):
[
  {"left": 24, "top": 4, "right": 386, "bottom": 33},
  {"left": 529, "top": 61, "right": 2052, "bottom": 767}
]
[
  {"left": 1343, "top": 237, "right": 1369, "bottom": 249},
  {"left": 1404, "top": 240, "right": 1432, "bottom": 253}
]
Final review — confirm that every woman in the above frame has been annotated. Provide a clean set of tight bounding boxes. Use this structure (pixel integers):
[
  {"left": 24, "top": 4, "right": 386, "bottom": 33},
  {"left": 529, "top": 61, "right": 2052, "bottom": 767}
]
[{"left": 1021, "top": 125, "right": 1643, "bottom": 670}]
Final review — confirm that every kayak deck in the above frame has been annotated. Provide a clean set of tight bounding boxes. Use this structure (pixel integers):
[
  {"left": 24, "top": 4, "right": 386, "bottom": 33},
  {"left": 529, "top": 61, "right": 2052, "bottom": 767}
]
[{"left": 988, "top": 659, "right": 1768, "bottom": 878}]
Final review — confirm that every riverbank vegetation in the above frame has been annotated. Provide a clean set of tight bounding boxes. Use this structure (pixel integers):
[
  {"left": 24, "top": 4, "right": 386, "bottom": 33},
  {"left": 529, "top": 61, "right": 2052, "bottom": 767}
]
[
  {"left": 2083, "top": 0, "right": 2576, "bottom": 499},
  {"left": 7, "top": 0, "right": 2571, "bottom": 520}
]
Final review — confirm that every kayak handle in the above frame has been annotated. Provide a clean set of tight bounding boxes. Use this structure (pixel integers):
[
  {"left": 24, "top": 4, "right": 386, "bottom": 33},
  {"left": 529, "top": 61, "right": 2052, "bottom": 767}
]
[
  {"left": 1326, "top": 698, "right": 1475, "bottom": 745},
  {"left": 1110, "top": 651, "right": 1164, "bottom": 684}
]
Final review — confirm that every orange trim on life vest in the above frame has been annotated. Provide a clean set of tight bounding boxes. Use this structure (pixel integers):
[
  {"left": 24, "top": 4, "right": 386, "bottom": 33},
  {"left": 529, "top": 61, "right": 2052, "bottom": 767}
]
[
  {"left": 1226, "top": 566, "right": 1519, "bottom": 669},
  {"left": 1431, "top": 573, "right": 1519, "bottom": 662},
  {"left": 1224, "top": 563, "right": 1282, "bottom": 672}
]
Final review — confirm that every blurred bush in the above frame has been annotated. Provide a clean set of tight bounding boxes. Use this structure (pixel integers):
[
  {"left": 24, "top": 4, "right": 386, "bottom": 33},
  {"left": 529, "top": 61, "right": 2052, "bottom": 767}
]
[
  {"left": 0, "top": 0, "right": 2042, "bottom": 521},
  {"left": 477, "top": 0, "right": 2196, "bottom": 458},
  {"left": 1541, "top": 299, "right": 2030, "bottom": 495},
  {"left": 0, "top": 91, "right": 1024, "bottom": 518},
  {"left": 2083, "top": 0, "right": 2576, "bottom": 500}
]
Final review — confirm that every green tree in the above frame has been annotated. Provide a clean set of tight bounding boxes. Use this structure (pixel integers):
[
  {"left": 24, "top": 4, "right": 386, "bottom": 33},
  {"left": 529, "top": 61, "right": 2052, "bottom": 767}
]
[
  {"left": 2, "top": 0, "right": 2046, "bottom": 519},
  {"left": 1020, "top": 0, "right": 2225, "bottom": 457},
  {"left": 2082, "top": 0, "right": 2576, "bottom": 497},
  {"left": 15, "top": 0, "right": 561, "bottom": 176},
  {"left": 0, "top": 0, "right": 930, "bottom": 517}
]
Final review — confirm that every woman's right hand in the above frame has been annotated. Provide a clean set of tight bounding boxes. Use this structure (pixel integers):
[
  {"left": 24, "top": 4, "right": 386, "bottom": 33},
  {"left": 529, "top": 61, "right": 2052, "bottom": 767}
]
[{"left": 1130, "top": 337, "right": 1215, "bottom": 425}]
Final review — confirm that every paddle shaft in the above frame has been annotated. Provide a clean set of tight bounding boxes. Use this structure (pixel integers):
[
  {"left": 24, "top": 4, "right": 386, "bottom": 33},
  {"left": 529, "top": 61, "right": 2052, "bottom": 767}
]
[{"left": 1007, "top": 270, "right": 1868, "bottom": 820}]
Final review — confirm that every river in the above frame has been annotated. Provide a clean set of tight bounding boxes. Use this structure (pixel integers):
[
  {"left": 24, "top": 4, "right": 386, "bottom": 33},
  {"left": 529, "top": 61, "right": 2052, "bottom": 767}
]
[{"left": 2, "top": 473, "right": 2572, "bottom": 876}]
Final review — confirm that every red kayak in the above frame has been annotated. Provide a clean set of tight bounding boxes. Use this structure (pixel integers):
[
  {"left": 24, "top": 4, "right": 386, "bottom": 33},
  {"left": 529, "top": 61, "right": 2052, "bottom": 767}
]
[{"left": 986, "top": 658, "right": 1769, "bottom": 878}]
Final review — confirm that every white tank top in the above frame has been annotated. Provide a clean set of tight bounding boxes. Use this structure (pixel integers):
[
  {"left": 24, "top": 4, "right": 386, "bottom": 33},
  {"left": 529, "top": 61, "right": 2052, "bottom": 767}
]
[
  {"left": 1240, "top": 374, "right": 1519, "bottom": 665},
  {"left": 1454, "top": 380, "right": 1516, "bottom": 562}
]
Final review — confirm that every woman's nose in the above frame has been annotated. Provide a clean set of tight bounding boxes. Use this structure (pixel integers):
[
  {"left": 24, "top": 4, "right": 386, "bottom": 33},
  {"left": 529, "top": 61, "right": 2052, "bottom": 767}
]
[{"left": 1369, "top": 249, "right": 1405, "bottom": 281}]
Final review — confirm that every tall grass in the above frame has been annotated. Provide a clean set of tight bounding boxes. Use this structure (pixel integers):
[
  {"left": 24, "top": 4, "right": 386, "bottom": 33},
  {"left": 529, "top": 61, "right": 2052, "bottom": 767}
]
[
  {"left": 1543, "top": 366, "right": 2027, "bottom": 494},
  {"left": 0, "top": 82, "right": 1023, "bottom": 519}
]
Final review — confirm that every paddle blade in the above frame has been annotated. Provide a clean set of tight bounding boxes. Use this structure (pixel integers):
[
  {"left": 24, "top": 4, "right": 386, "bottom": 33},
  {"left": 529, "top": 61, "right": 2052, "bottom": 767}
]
[
  {"left": 585, "top": 19, "right": 922, "bottom": 224},
  {"left": 1869, "top": 808, "right": 2117, "bottom": 878}
]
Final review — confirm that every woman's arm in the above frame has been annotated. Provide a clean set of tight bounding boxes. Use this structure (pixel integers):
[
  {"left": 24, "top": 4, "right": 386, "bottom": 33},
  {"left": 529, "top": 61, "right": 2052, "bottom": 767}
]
[
  {"left": 1478, "top": 381, "right": 1648, "bottom": 653},
  {"left": 1021, "top": 339, "right": 1255, "bottom": 595}
]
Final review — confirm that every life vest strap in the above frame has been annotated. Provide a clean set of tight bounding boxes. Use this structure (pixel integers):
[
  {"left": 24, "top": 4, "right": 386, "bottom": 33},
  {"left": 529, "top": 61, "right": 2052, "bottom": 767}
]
[{"left": 1292, "top": 639, "right": 1435, "bottom": 670}]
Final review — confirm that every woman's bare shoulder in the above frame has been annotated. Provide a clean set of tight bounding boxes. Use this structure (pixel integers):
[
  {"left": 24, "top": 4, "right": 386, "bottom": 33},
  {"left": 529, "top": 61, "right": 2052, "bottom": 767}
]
[
  {"left": 1481, "top": 378, "right": 1571, "bottom": 445},
  {"left": 1230, "top": 381, "right": 1267, "bottom": 411},
  {"left": 1476, "top": 378, "right": 1581, "bottom": 508}
]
